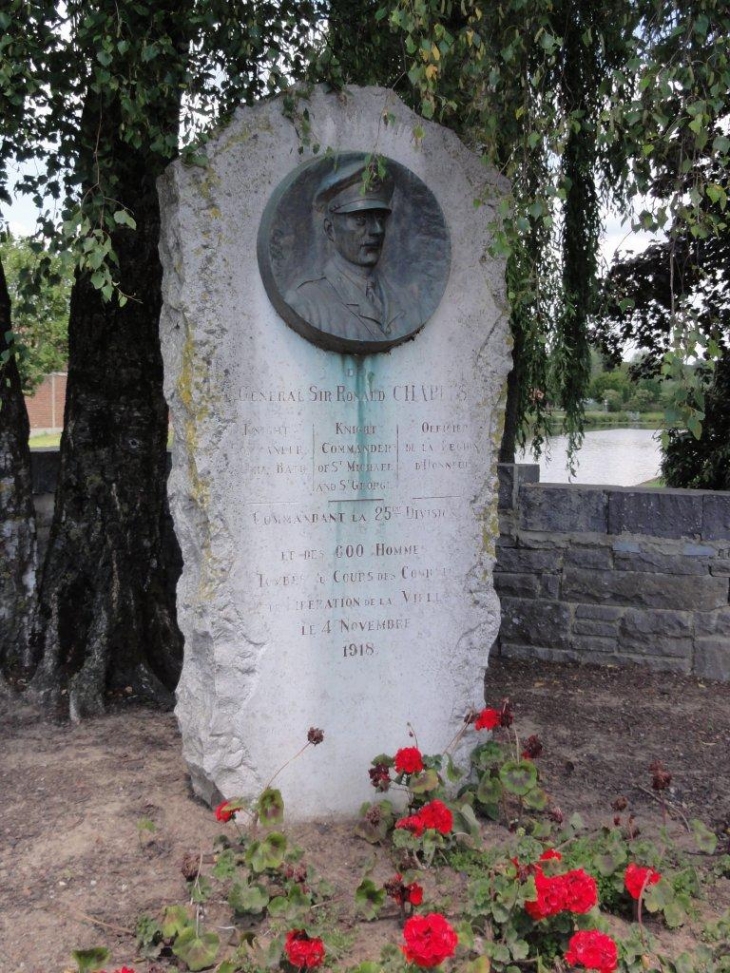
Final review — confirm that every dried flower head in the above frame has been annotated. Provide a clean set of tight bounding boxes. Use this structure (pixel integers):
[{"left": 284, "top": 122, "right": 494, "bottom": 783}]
[
  {"left": 180, "top": 852, "right": 200, "bottom": 882},
  {"left": 649, "top": 760, "right": 672, "bottom": 791},
  {"left": 369, "top": 763, "right": 391, "bottom": 791},
  {"left": 612, "top": 796, "right": 629, "bottom": 812},
  {"left": 307, "top": 727, "right": 324, "bottom": 745},
  {"left": 522, "top": 734, "right": 543, "bottom": 759},
  {"left": 548, "top": 804, "right": 564, "bottom": 824},
  {"left": 499, "top": 698, "right": 515, "bottom": 727}
]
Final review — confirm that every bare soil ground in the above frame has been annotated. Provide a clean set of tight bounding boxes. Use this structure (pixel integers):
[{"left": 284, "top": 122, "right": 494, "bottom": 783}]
[{"left": 1, "top": 656, "right": 729, "bottom": 973}]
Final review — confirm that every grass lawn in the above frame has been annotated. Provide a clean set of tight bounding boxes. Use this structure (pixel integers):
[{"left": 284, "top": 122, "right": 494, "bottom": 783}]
[{"left": 29, "top": 432, "right": 61, "bottom": 448}]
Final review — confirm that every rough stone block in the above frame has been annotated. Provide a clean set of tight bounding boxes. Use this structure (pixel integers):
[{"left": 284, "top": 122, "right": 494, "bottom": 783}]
[
  {"left": 519, "top": 485, "right": 608, "bottom": 534},
  {"left": 710, "top": 559, "right": 730, "bottom": 577},
  {"left": 494, "top": 573, "right": 540, "bottom": 599},
  {"left": 619, "top": 609, "right": 692, "bottom": 658},
  {"left": 564, "top": 548, "right": 612, "bottom": 570},
  {"left": 608, "top": 490, "right": 703, "bottom": 538},
  {"left": 574, "top": 604, "right": 624, "bottom": 621},
  {"left": 540, "top": 575, "right": 560, "bottom": 599},
  {"left": 703, "top": 495, "right": 730, "bottom": 540},
  {"left": 562, "top": 568, "right": 727, "bottom": 610},
  {"left": 499, "top": 597, "right": 572, "bottom": 648},
  {"left": 497, "top": 463, "right": 539, "bottom": 511},
  {"left": 693, "top": 638, "right": 730, "bottom": 681},
  {"left": 572, "top": 617, "right": 620, "bottom": 639},
  {"left": 498, "top": 642, "right": 582, "bottom": 664},
  {"left": 570, "top": 635, "right": 617, "bottom": 654},
  {"left": 621, "top": 651, "right": 691, "bottom": 674},
  {"left": 496, "top": 548, "right": 561, "bottom": 574},
  {"left": 694, "top": 609, "right": 730, "bottom": 638},
  {"left": 614, "top": 550, "right": 709, "bottom": 576}
]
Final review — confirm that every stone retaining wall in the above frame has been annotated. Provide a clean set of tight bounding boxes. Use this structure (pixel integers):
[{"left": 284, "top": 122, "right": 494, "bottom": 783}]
[{"left": 496, "top": 464, "right": 730, "bottom": 681}]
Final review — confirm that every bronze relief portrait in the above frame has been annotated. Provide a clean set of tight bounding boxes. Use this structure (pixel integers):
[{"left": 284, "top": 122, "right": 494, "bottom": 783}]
[{"left": 258, "top": 153, "right": 451, "bottom": 354}]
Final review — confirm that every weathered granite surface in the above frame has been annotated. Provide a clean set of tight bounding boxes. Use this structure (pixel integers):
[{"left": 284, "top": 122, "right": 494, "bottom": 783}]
[{"left": 158, "top": 86, "right": 511, "bottom": 818}]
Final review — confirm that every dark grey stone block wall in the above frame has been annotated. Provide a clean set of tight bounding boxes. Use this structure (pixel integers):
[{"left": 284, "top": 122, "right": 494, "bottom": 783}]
[{"left": 496, "top": 464, "right": 730, "bottom": 681}]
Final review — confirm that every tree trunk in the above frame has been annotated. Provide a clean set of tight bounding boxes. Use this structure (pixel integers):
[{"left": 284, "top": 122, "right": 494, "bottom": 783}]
[
  {"left": 0, "top": 257, "right": 38, "bottom": 679},
  {"left": 30, "top": 95, "right": 183, "bottom": 718}
]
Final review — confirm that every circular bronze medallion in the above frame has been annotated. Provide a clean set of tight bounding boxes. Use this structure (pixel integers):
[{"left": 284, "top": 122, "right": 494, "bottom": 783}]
[{"left": 258, "top": 152, "right": 451, "bottom": 355}]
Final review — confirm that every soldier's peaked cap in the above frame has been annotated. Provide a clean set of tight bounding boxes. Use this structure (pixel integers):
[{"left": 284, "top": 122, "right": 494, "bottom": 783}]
[{"left": 316, "top": 159, "right": 395, "bottom": 214}]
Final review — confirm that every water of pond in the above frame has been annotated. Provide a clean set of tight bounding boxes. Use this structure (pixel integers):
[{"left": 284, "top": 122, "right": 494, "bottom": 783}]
[{"left": 518, "top": 426, "right": 663, "bottom": 486}]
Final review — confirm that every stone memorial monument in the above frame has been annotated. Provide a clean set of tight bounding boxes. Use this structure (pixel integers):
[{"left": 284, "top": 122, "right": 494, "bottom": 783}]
[{"left": 159, "top": 86, "right": 511, "bottom": 819}]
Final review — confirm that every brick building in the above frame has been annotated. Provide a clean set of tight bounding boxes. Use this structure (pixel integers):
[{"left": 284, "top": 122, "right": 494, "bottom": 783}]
[{"left": 25, "top": 371, "right": 67, "bottom": 433}]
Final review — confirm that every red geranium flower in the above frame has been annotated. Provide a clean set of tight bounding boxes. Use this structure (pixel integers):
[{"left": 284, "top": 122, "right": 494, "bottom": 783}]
[
  {"left": 561, "top": 869, "right": 598, "bottom": 914},
  {"left": 524, "top": 868, "right": 566, "bottom": 920},
  {"left": 418, "top": 800, "right": 453, "bottom": 835},
  {"left": 395, "top": 800, "right": 453, "bottom": 838},
  {"left": 407, "top": 882, "right": 424, "bottom": 905},
  {"left": 474, "top": 708, "right": 501, "bottom": 731},
  {"left": 540, "top": 848, "right": 562, "bottom": 862},
  {"left": 395, "top": 813, "right": 427, "bottom": 837},
  {"left": 565, "top": 930, "right": 618, "bottom": 973},
  {"left": 394, "top": 747, "right": 425, "bottom": 775},
  {"left": 284, "top": 929, "right": 326, "bottom": 970},
  {"left": 402, "top": 913, "right": 458, "bottom": 968},
  {"left": 385, "top": 874, "right": 424, "bottom": 906},
  {"left": 214, "top": 800, "right": 236, "bottom": 822},
  {"left": 625, "top": 862, "right": 662, "bottom": 899}
]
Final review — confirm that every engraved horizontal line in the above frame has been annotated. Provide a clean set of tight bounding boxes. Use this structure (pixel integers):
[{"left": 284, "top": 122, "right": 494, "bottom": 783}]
[
  {"left": 411, "top": 495, "right": 463, "bottom": 500},
  {"left": 327, "top": 497, "right": 385, "bottom": 504}
]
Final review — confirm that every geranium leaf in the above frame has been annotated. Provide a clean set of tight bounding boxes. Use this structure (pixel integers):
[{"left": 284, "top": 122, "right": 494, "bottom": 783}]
[
  {"left": 161, "top": 903, "right": 193, "bottom": 939},
  {"left": 355, "top": 878, "right": 386, "bottom": 920},
  {"left": 522, "top": 786, "right": 548, "bottom": 810},
  {"left": 257, "top": 787, "right": 285, "bottom": 827},
  {"left": 172, "top": 927, "right": 220, "bottom": 971},
  {"left": 409, "top": 768, "right": 441, "bottom": 794},
  {"left": 247, "top": 831, "right": 287, "bottom": 872},
  {"left": 445, "top": 753, "right": 464, "bottom": 782},
  {"left": 500, "top": 760, "right": 538, "bottom": 796},
  {"left": 229, "top": 881, "right": 270, "bottom": 915},
  {"left": 476, "top": 773, "right": 503, "bottom": 805},
  {"left": 71, "top": 947, "right": 110, "bottom": 973},
  {"left": 691, "top": 818, "right": 718, "bottom": 854}
]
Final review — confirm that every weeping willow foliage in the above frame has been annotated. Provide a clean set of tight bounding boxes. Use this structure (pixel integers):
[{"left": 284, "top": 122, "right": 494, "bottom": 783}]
[{"left": 318, "top": 0, "right": 730, "bottom": 461}]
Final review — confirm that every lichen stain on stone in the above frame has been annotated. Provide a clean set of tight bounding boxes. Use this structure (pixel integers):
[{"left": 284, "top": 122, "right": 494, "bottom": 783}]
[
  {"left": 219, "top": 118, "right": 274, "bottom": 156},
  {"left": 176, "top": 328, "right": 223, "bottom": 599}
]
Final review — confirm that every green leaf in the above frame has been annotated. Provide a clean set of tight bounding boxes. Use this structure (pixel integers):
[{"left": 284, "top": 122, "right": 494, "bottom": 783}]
[
  {"left": 228, "top": 881, "right": 270, "bottom": 915},
  {"left": 691, "top": 818, "right": 718, "bottom": 854},
  {"left": 445, "top": 753, "right": 463, "bottom": 782},
  {"left": 499, "top": 760, "right": 538, "bottom": 796},
  {"left": 409, "top": 768, "right": 440, "bottom": 794},
  {"left": 71, "top": 947, "right": 110, "bottom": 973},
  {"left": 161, "top": 904, "right": 193, "bottom": 940},
  {"left": 257, "top": 787, "right": 285, "bottom": 827},
  {"left": 522, "top": 786, "right": 547, "bottom": 810},
  {"left": 267, "top": 883, "right": 311, "bottom": 920},
  {"left": 247, "top": 831, "right": 287, "bottom": 872},
  {"left": 476, "top": 773, "right": 503, "bottom": 805},
  {"left": 172, "top": 927, "right": 220, "bottom": 971},
  {"left": 452, "top": 802, "right": 481, "bottom": 838},
  {"left": 355, "top": 878, "right": 386, "bottom": 920},
  {"left": 112, "top": 209, "right": 137, "bottom": 229}
]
